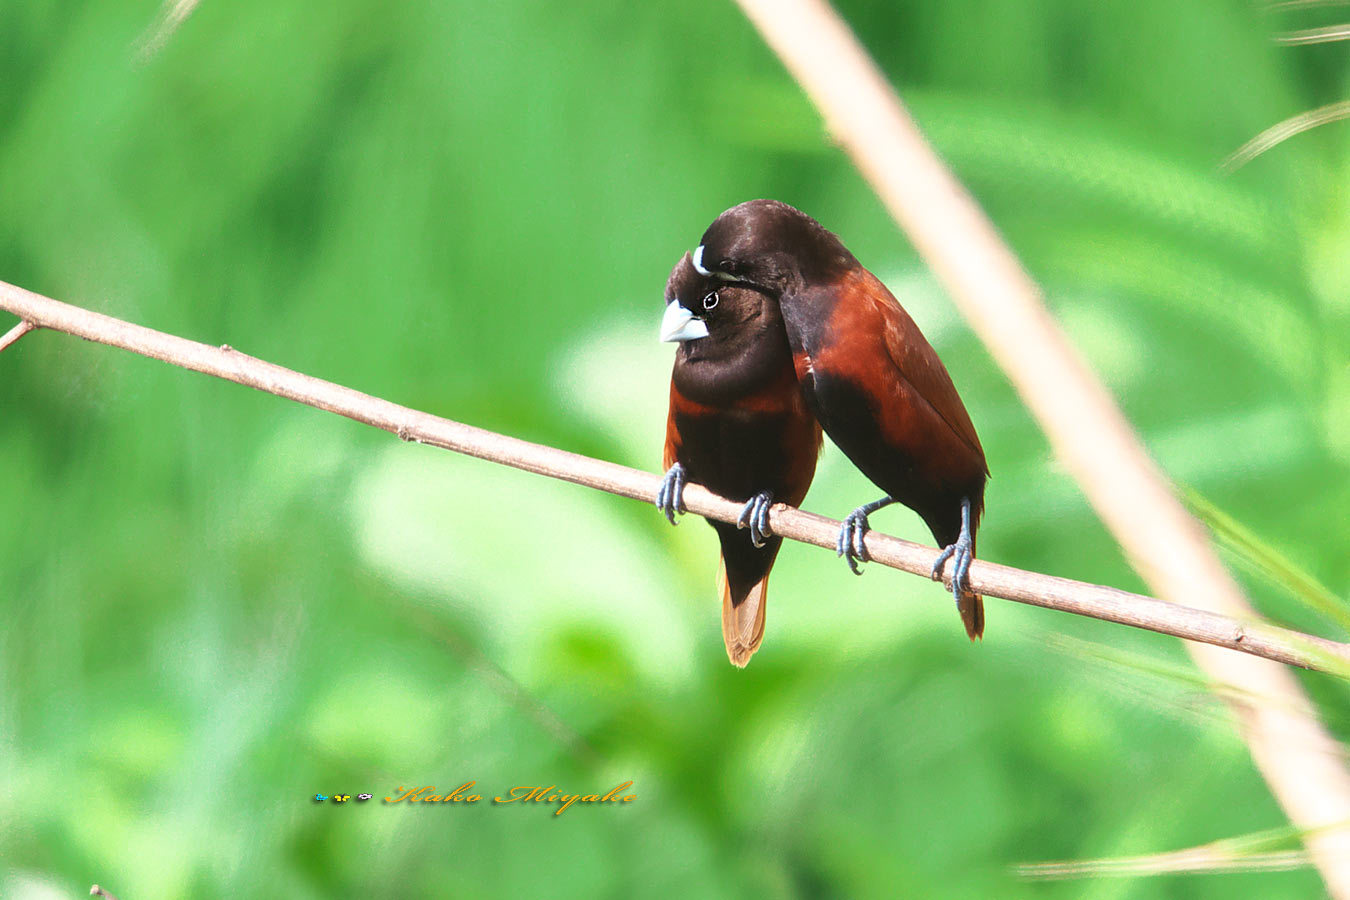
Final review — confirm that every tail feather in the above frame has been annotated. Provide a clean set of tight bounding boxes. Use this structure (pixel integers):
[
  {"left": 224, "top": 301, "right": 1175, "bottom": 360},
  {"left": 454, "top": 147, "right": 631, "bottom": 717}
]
[
  {"left": 958, "top": 532, "right": 983, "bottom": 640},
  {"left": 959, "top": 589, "right": 984, "bottom": 640},
  {"left": 718, "top": 555, "right": 768, "bottom": 667}
]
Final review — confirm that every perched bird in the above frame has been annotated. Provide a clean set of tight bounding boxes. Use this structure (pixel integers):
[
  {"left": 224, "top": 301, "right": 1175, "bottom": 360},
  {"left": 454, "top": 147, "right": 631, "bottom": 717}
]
[
  {"left": 688, "top": 199, "right": 989, "bottom": 639},
  {"left": 657, "top": 252, "right": 822, "bottom": 666}
]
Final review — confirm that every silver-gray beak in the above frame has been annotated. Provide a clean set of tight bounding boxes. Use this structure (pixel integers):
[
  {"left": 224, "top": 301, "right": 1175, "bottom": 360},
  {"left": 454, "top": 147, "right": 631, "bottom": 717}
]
[{"left": 660, "top": 301, "right": 709, "bottom": 342}]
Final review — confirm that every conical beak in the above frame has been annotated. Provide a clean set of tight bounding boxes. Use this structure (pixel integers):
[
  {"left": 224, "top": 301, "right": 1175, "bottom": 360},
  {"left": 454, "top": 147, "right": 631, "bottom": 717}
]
[{"left": 660, "top": 301, "right": 709, "bottom": 342}]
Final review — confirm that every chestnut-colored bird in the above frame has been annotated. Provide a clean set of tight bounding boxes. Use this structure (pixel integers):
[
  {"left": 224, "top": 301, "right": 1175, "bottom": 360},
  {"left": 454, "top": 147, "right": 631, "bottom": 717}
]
[
  {"left": 689, "top": 199, "right": 989, "bottom": 639},
  {"left": 657, "top": 252, "right": 822, "bottom": 666}
]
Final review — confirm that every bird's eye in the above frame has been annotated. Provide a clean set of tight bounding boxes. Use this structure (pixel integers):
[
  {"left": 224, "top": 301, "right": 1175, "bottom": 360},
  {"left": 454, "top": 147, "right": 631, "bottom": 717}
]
[{"left": 702, "top": 292, "right": 719, "bottom": 311}]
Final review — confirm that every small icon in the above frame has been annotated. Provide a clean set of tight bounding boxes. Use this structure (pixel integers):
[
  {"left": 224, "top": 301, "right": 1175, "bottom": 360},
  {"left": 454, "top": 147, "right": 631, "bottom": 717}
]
[
  {"left": 357, "top": 794, "right": 373, "bottom": 802},
  {"left": 334, "top": 794, "right": 351, "bottom": 803},
  {"left": 314, "top": 794, "right": 328, "bottom": 802}
]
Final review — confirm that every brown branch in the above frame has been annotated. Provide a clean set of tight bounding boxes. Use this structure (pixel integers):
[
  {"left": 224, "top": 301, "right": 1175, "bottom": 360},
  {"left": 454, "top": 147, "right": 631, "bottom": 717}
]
[
  {"left": 90, "top": 885, "right": 121, "bottom": 900},
  {"left": 2, "top": 278, "right": 1348, "bottom": 676},
  {"left": 0, "top": 318, "right": 35, "bottom": 352},
  {"left": 727, "top": 0, "right": 1350, "bottom": 894}
]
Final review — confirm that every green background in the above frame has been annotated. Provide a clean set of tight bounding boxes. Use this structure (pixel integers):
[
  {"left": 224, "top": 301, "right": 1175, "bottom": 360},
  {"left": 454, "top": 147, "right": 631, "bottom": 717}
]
[{"left": 3, "top": 0, "right": 1349, "bottom": 897}]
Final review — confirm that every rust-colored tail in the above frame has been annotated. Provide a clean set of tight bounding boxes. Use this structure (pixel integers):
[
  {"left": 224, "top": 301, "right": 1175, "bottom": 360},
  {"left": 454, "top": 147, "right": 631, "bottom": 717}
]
[
  {"left": 958, "top": 533, "right": 983, "bottom": 640},
  {"left": 718, "top": 555, "right": 769, "bottom": 667},
  {"left": 959, "top": 589, "right": 984, "bottom": 640}
]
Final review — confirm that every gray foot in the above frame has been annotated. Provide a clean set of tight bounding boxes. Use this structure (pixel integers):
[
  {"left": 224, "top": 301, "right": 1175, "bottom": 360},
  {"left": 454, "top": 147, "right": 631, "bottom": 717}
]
[
  {"left": 930, "top": 497, "right": 975, "bottom": 604},
  {"left": 737, "top": 491, "right": 774, "bottom": 548},
  {"left": 656, "top": 463, "right": 687, "bottom": 525},
  {"left": 836, "top": 496, "right": 895, "bottom": 575}
]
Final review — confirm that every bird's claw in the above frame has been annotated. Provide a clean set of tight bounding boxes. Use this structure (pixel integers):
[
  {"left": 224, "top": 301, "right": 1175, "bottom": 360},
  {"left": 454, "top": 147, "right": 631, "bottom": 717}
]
[
  {"left": 931, "top": 532, "right": 975, "bottom": 603},
  {"left": 656, "top": 463, "right": 687, "bottom": 525},
  {"left": 836, "top": 509, "right": 872, "bottom": 576},
  {"left": 737, "top": 491, "right": 774, "bottom": 548},
  {"left": 931, "top": 496, "right": 976, "bottom": 608}
]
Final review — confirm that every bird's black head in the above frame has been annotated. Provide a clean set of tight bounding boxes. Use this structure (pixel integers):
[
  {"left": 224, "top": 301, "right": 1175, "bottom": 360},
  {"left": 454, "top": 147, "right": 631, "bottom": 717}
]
[
  {"left": 692, "top": 199, "right": 857, "bottom": 295},
  {"left": 660, "top": 251, "right": 792, "bottom": 404}
]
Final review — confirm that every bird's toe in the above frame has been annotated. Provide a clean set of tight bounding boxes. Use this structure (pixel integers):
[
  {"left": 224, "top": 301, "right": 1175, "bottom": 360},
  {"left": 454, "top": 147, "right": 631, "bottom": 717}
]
[
  {"left": 737, "top": 491, "right": 774, "bottom": 548},
  {"left": 836, "top": 510, "right": 871, "bottom": 576},
  {"left": 930, "top": 543, "right": 956, "bottom": 582},
  {"left": 952, "top": 537, "right": 974, "bottom": 597},
  {"left": 656, "top": 463, "right": 687, "bottom": 525}
]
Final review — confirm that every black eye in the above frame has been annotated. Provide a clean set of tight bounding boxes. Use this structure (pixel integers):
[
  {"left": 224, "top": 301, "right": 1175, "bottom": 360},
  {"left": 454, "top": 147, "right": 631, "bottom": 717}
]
[{"left": 702, "top": 292, "right": 719, "bottom": 311}]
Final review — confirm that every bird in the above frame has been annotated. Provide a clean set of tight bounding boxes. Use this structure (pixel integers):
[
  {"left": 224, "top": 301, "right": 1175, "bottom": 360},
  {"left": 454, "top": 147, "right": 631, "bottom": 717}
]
[
  {"left": 687, "top": 199, "right": 989, "bottom": 639},
  {"left": 656, "top": 251, "right": 823, "bottom": 666}
]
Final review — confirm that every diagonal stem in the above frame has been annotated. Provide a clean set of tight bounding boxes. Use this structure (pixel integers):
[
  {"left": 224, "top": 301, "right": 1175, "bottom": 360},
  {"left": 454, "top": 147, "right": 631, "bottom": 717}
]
[
  {"left": 726, "top": 0, "right": 1350, "bottom": 893},
  {"left": 0, "top": 318, "right": 35, "bottom": 352},
  {"left": 1, "top": 277, "right": 1348, "bottom": 676}
]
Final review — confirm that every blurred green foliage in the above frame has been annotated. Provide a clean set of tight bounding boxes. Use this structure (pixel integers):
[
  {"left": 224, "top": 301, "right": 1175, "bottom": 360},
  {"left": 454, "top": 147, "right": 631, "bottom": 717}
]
[{"left": 2, "top": 0, "right": 1349, "bottom": 897}]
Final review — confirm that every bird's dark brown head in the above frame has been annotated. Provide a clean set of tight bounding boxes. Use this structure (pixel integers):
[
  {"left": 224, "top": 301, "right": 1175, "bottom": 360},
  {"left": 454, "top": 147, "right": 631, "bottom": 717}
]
[
  {"left": 693, "top": 199, "right": 857, "bottom": 295},
  {"left": 660, "top": 251, "right": 793, "bottom": 404}
]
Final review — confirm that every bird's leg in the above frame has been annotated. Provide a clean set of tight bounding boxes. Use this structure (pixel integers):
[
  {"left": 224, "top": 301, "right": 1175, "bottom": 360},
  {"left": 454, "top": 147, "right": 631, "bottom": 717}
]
[
  {"left": 736, "top": 491, "right": 774, "bottom": 549},
  {"left": 930, "top": 497, "right": 975, "bottom": 601},
  {"left": 836, "top": 496, "right": 896, "bottom": 575},
  {"left": 656, "top": 463, "right": 687, "bottom": 525}
]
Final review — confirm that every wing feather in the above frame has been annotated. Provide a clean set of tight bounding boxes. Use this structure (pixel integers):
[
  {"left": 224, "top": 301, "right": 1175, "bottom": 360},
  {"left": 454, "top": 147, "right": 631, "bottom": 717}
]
[{"left": 860, "top": 272, "right": 985, "bottom": 465}]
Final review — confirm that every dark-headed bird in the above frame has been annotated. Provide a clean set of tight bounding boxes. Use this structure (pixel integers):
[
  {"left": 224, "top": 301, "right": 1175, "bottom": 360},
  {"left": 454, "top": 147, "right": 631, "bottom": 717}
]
[
  {"left": 656, "top": 252, "right": 823, "bottom": 666},
  {"left": 688, "top": 199, "right": 989, "bottom": 639}
]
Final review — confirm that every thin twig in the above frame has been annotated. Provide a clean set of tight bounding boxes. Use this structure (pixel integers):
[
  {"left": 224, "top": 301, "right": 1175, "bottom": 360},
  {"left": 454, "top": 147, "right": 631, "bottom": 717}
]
[
  {"left": 1275, "top": 23, "right": 1350, "bottom": 44},
  {"left": 1221, "top": 100, "right": 1350, "bottom": 172},
  {"left": 728, "top": 0, "right": 1350, "bottom": 894},
  {"left": 1, "top": 279, "right": 1348, "bottom": 675},
  {"left": 1017, "top": 849, "right": 1311, "bottom": 879},
  {"left": 0, "top": 319, "right": 35, "bottom": 352},
  {"left": 134, "top": 0, "right": 202, "bottom": 62},
  {"left": 387, "top": 595, "right": 603, "bottom": 768},
  {"left": 1265, "top": 0, "right": 1350, "bottom": 11},
  {"left": 1017, "top": 819, "right": 1348, "bottom": 880},
  {"left": 90, "top": 886, "right": 121, "bottom": 900}
]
